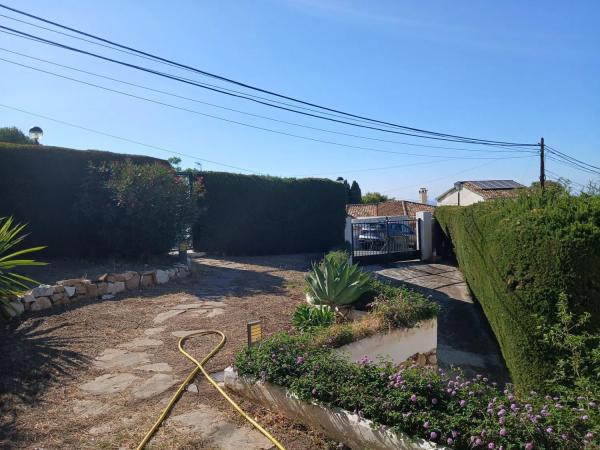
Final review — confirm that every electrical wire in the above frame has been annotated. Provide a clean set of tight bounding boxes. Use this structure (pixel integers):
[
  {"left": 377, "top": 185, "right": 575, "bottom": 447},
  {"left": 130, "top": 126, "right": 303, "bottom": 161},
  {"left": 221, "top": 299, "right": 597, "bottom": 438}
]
[
  {"left": 0, "top": 7, "right": 537, "bottom": 147},
  {"left": 0, "top": 47, "right": 535, "bottom": 156},
  {"left": 0, "top": 56, "right": 536, "bottom": 161},
  {"left": 0, "top": 24, "right": 539, "bottom": 148},
  {"left": 0, "top": 103, "right": 259, "bottom": 173},
  {"left": 546, "top": 145, "right": 600, "bottom": 172}
]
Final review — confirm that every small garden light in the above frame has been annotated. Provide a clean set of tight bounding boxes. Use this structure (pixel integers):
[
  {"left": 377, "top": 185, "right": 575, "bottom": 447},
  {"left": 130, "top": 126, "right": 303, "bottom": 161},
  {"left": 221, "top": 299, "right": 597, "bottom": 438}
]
[
  {"left": 28, "top": 126, "right": 43, "bottom": 144},
  {"left": 247, "top": 320, "right": 262, "bottom": 347}
]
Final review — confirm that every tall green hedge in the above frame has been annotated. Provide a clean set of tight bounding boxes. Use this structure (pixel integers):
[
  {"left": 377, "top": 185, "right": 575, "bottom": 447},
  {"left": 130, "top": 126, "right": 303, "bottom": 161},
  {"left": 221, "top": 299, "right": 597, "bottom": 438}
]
[
  {"left": 435, "top": 188, "right": 600, "bottom": 391},
  {"left": 0, "top": 142, "right": 165, "bottom": 256},
  {"left": 192, "top": 172, "right": 347, "bottom": 255}
]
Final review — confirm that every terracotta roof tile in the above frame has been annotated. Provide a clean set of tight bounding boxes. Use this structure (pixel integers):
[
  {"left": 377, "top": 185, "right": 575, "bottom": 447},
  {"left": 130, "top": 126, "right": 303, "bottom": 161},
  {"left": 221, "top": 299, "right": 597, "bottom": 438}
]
[{"left": 346, "top": 200, "right": 435, "bottom": 218}]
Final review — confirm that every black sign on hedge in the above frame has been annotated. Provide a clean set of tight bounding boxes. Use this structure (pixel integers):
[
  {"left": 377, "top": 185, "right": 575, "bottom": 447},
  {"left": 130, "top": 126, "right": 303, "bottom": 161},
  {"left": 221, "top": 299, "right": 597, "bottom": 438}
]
[{"left": 192, "top": 172, "right": 347, "bottom": 255}]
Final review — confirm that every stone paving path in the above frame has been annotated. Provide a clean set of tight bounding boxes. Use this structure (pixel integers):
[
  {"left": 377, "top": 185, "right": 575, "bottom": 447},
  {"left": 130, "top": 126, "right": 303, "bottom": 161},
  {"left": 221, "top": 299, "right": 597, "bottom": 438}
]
[
  {"left": 367, "top": 260, "right": 511, "bottom": 384},
  {"left": 74, "top": 298, "right": 273, "bottom": 449}
]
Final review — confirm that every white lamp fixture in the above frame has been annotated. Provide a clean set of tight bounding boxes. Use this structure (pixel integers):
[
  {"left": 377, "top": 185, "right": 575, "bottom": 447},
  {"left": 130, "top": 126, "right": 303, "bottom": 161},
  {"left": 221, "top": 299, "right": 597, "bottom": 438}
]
[{"left": 28, "top": 126, "right": 43, "bottom": 144}]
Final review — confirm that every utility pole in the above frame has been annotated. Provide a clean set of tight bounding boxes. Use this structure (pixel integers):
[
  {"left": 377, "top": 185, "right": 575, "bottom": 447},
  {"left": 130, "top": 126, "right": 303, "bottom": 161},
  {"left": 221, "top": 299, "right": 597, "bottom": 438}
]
[{"left": 539, "top": 137, "right": 545, "bottom": 190}]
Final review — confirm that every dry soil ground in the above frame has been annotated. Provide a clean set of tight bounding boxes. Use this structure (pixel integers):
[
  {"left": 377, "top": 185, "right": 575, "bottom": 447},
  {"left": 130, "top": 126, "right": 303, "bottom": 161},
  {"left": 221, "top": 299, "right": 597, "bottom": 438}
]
[{"left": 0, "top": 254, "right": 332, "bottom": 450}]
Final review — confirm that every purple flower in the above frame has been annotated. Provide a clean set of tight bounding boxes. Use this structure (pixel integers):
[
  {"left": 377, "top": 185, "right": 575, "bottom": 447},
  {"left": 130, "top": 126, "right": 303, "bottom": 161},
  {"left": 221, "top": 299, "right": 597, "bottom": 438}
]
[
  {"left": 525, "top": 443, "right": 534, "bottom": 450},
  {"left": 410, "top": 394, "right": 417, "bottom": 402},
  {"left": 581, "top": 415, "right": 589, "bottom": 420},
  {"left": 546, "top": 427, "right": 553, "bottom": 434},
  {"left": 452, "top": 430, "right": 459, "bottom": 438},
  {"left": 379, "top": 425, "right": 387, "bottom": 433},
  {"left": 498, "top": 417, "right": 506, "bottom": 425},
  {"left": 488, "top": 443, "right": 495, "bottom": 449},
  {"left": 295, "top": 356, "right": 305, "bottom": 365},
  {"left": 585, "top": 432, "right": 594, "bottom": 439},
  {"left": 497, "top": 409, "right": 506, "bottom": 417},
  {"left": 459, "top": 399, "right": 466, "bottom": 407},
  {"left": 475, "top": 437, "right": 483, "bottom": 446},
  {"left": 431, "top": 398, "right": 438, "bottom": 405},
  {"left": 430, "top": 431, "right": 438, "bottom": 440},
  {"left": 499, "top": 428, "right": 507, "bottom": 437},
  {"left": 423, "top": 421, "right": 430, "bottom": 429},
  {"left": 589, "top": 402, "right": 597, "bottom": 408},
  {"left": 447, "top": 438, "right": 454, "bottom": 445},
  {"left": 311, "top": 388, "right": 318, "bottom": 396}
]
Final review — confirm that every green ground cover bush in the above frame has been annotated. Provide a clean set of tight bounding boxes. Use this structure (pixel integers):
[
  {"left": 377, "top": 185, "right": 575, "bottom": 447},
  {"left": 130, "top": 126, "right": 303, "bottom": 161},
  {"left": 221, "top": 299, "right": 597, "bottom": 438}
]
[
  {"left": 0, "top": 142, "right": 165, "bottom": 256},
  {"left": 235, "top": 332, "right": 598, "bottom": 449},
  {"left": 75, "top": 160, "right": 201, "bottom": 257},
  {"left": 435, "top": 186, "right": 600, "bottom": 392},
  {"left": 192, "top": 172, "right": 346, "bottom": 255}
]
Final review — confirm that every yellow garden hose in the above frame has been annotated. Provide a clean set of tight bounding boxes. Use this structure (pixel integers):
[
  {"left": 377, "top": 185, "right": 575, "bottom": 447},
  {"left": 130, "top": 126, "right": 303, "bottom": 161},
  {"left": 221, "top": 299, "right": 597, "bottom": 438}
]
[{"left": 136, "top": 330, "right": 285, "bottom": 450}]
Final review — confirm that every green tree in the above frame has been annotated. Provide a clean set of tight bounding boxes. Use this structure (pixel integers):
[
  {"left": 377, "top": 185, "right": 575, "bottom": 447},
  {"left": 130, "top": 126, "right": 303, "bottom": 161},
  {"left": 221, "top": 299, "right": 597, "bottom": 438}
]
[
  {"left": 362, "top": 192, "right": 390, "bottom": 203},
  {"left": 75, "top": 160, "right": 202, "bottom": 257},
  {"left": 349, "top": 180, "right": 362, "bottom": 203},
  {"left": 0, "top": 127, "right": 33, "bottom": 144},
  {"left": 167, "top": 156, "right": 182, "bottom": 171}
]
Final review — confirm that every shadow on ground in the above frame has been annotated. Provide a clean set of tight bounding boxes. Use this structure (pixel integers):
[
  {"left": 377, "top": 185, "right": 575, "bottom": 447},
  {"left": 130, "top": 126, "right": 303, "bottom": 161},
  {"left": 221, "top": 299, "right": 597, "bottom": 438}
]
[
  {"left": 369, "top": 260, "right": 511, "bottom": 386},
  {"left": 0, "top": 318, "right": 92, "bottom": 441}
]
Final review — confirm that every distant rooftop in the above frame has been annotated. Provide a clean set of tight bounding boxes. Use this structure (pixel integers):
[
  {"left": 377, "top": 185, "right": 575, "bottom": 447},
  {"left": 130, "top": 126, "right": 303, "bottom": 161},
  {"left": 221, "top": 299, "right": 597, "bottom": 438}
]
[{"left": 461, "top": 180, "right": 524, "bottom": 190}]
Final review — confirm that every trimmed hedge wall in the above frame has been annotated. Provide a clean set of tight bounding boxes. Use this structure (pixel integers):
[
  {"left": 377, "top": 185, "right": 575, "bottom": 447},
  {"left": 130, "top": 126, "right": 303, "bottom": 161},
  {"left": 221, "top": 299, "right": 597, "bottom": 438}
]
[
  {"left": 0, "top": 142, "right": 165, "bottom": 256},
  {"left": 192, "top": 172, "right": 347, "bottom": 255},
  {"left": 435, "top": 189, "right": 600, "bottom": 391}
]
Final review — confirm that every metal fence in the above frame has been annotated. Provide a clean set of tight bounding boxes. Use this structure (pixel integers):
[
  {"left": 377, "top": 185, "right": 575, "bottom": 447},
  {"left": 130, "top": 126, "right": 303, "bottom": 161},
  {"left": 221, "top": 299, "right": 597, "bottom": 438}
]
[{"left": 351, "top": 218, "right": 420, "bottom": 264}]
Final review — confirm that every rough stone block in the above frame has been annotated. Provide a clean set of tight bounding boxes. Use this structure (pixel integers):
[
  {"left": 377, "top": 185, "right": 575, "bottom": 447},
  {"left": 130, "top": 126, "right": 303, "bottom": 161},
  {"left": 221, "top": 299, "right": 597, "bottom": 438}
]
[
  {"left": 51, "top": 292, "right": 66, "bottom": 303},
  {"left": 140, "top": 273, "right": 155, "bottom": 288},
  {"left": 21, "top": 293, "right": 36, "bottom": 303},
  {"left": 30, "top": 297, "right": 52, "bottom": 311},
  {"left": 86, "top": 283, "right": 99, "bottom": 298},
  {"left": 167, "top": 269, "right": 177, "bottom": 280},
  {"left": 6, "top": 301, "right": 24, "bottom": 317},
  {"left": 53, "top": 285, "right": 65, "bottom": 294},
  {"left": 125, "top": 274, "right": 140, "bottom": 290},
  {"left": 64, "top": 286, "right": 76, "bottom": 297},
  {"left": 97, "top": 273, "right": 108, "bottom": 282},
  {"left": 107, "top": 281, "right": 125, "bottom": 295},
  {"left": 32, "top": 284, "right": 54, "bottom": 297},
  {"left": 154, "top": 270, "right": 169, "bottom": 284},
  {"left": 96, "top": 282, "right": 108, "bottom": 296}
]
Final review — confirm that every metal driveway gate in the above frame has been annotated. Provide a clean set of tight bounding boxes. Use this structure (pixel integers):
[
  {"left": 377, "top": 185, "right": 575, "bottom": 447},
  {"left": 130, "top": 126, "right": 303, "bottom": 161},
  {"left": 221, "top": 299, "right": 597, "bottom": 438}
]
[{"left": 351, "top": 218, "right": 421, "bottom": 265}]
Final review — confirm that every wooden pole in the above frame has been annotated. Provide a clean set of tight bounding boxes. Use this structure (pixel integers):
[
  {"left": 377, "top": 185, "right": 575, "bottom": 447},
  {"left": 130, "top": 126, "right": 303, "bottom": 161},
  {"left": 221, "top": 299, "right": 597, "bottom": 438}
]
[{"left": 540, "top": 137, "right": 545, "bottom": 190}]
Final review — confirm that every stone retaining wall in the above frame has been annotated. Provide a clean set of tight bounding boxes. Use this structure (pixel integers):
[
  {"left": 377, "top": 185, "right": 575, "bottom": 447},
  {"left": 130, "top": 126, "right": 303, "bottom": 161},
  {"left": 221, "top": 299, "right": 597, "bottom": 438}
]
[{"left": 4, "top": 260, "right": 192, "bottom": 318}]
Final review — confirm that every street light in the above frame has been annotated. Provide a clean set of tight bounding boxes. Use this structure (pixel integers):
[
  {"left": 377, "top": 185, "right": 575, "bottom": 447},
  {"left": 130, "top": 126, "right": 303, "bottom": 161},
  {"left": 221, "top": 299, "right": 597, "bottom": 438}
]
[{"left": 28, "top": 126, "right": 43, "bottom": 144}]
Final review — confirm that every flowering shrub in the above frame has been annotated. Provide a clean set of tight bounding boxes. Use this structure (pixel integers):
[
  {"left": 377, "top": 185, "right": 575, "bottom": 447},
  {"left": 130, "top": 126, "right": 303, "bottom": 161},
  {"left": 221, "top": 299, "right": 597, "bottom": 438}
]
[{"left": 235, "top": 332, "right": 599, "bottom": 449}]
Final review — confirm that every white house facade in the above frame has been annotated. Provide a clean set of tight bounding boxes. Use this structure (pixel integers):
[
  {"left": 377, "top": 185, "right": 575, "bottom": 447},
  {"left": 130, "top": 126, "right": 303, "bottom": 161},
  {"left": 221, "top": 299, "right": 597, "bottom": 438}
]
[{"left": 437, "top": 180, "right": 524, "bottom": 206}]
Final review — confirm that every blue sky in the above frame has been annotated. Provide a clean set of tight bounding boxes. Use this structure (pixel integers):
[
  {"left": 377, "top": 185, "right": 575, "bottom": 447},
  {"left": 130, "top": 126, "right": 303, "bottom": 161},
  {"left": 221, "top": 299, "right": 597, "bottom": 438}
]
[{"left": 1, "top": 0, "right": 598, "bottom": 201}]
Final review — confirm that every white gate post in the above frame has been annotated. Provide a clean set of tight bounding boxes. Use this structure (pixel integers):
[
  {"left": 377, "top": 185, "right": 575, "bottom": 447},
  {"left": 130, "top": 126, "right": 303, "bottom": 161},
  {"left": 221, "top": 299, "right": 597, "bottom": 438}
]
[{"left": 416, "top": 211, "right": 433, "bottom": 261}]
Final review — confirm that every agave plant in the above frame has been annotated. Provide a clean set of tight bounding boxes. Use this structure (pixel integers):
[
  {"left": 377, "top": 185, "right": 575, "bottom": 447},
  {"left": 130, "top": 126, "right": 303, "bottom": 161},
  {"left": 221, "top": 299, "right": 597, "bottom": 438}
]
[
  {"left": 0, "top": 217, "right": 46, "bottom": 318},
  {"left": 305, "top": 257, "right": 371, "bottom": 319}
]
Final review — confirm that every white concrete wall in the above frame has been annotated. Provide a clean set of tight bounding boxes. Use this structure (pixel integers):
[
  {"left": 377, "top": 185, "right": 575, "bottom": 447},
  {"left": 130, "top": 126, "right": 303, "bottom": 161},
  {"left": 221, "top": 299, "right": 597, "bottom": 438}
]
[
  {"left": 224, "top": 367, "right": 447, "bottom": 450},
  {"left": 438, "top": 188, "right": 484, "bottom": 206},
  {"left": 333, "top": 318, "right": 437, "bottom": 365}
]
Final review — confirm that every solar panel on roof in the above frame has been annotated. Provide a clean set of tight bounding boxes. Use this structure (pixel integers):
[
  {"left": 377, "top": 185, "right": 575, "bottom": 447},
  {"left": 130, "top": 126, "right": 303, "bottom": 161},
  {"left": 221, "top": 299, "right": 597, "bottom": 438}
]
[{"left": 467, "top": 180, "right": 523, "bottom": 190}]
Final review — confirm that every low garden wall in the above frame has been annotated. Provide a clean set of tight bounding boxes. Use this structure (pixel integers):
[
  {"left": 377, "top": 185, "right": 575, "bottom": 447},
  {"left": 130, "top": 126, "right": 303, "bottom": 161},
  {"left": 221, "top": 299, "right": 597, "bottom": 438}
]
[
  {"left": 334, "top": 318, "right": 437, "bottom": 367},
  {"left": 224, "top": 368, "right": 446, "bottom": 450},
  {"left": 4, "top": 261, "right": 191, "bottom": 317}
]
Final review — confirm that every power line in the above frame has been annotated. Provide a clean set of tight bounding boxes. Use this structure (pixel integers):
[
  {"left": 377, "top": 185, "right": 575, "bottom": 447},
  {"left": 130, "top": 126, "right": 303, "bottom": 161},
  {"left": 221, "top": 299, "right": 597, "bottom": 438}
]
[
  {"left": 0, "top": 55, "right": 537, "bottom": 162},
  {"left": 546, "top": 145, "right": 600, "bottom": 172},
  {"left": 0, "top": 103, "right": 260, "bottom": 173},
  {"left": 0, "top": 5, "right": 537, "bottom": 147},
  {"left": 0, "top": 12, "right": 407, "bottom": 129},
  {"left": 0, "top": 47, "right": 534, "bottom": 156},
  {"left": 546, "top": 154, "right": 600, "bottom": 176},
  {"left": 0, "top": 24, "right": 538, "bottom": 148}
]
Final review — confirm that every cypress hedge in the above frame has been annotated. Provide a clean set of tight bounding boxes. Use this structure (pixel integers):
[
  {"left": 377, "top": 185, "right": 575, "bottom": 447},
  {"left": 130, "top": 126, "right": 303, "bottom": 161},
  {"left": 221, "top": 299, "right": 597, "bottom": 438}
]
[
  {"left": 435, "top": 187, "right": 600, "bottom": 391},
  {"left": 0, "top": 142, "right": 165, "bottom": 256},
  {"left": 192, "top": 172, "right": 347, "bottom": 255}
]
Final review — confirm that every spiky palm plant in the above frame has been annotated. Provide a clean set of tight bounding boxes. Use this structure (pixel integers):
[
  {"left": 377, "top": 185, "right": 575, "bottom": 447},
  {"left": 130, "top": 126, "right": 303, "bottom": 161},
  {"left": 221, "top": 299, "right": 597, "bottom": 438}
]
[
  {"left": 305, "top": 257, "right": 371, "bottom": 319},
  {"left": 0, "top": 217, "right": 46, "bottom": 318}
]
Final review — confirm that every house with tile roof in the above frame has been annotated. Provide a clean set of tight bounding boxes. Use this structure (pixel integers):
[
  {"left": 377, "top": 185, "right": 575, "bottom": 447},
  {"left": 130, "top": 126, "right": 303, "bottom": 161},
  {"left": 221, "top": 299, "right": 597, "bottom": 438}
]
[
  {"left": 347, "top": 188, "right": 435, "bottom": 219},
  {"left": 436, "top": 180, "right": 525, "bottom": 206}
]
